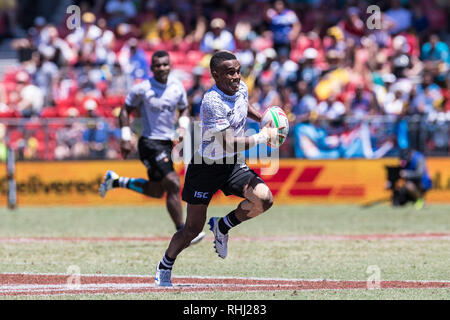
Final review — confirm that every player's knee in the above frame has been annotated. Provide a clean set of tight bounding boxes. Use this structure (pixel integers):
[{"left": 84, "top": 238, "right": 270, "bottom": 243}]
[
  {"left": 144, "top": 183, "right": 164, "bottom": 198},
  {"left": 182, "top": 225, "right": 202, "bottom": 241},
  {"left": 264, "top": 196, "right": 274, "bottom": 211},
  {"left": 163, "top": 176, "right": 180, "bottom": 194},
  {"left": 260, "top": 193, "right": 274, "bottom": 212},
  {"left": 254, "top": 188, "right": 273, "bottom": 212}
]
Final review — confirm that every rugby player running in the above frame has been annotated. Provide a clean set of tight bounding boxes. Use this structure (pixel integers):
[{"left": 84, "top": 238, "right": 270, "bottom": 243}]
[
  {"left": 99, "top": 50, "right": 205, "bottom": 245},
  {"left": 155, "top": 51, "right": 282, "bottom": 286}
]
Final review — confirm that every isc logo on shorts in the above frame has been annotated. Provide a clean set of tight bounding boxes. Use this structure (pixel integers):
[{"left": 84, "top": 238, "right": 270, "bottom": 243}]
[
  {"left": 194, "top": 191, "right": 209, "bottom": 199},
  {"left": 156, "top": 151, "right": 168, "bottom": 162}
]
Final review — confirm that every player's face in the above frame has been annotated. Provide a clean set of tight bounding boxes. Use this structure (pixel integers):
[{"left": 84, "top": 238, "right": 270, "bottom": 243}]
[
  {"left": 213, "top": 59, "right": 241, "bottom": 95},
  {"left": 151, "top": 56, "right": 171, "bottom": 84}
]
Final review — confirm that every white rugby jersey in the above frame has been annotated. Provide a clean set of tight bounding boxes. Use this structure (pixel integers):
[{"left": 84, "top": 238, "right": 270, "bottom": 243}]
[
  {"left": 125, "top": 76, "right": 188, "bottom": 140},
  {"left": 199, "top": 81, "right": 249, "bottom": 159}
]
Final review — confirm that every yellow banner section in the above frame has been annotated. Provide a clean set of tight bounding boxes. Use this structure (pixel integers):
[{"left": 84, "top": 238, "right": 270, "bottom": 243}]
[{"left": 0, "top": 159, "right": 449, "bottom": 206}]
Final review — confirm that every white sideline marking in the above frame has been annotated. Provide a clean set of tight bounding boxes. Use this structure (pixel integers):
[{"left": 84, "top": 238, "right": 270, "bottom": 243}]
[
  {"left": 1, "top": 272, "right": 449, "bottom": 283},
  {"left": 0, "top": 282, "right": 307, "bottom": 292},
  {"left": 1, "top": 273, "right": 449, "bottom": 297}
]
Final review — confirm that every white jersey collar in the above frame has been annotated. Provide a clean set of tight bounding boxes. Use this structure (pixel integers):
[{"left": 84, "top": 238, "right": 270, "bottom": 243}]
[
  {"left": 212, "top": 84, "right": 236, "bottom": 102},
  {"left": 150, "top": 77, "right": 168, "bottom": 89}
]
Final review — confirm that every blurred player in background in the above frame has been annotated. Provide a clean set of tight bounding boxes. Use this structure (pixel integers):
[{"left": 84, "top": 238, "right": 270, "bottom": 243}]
[
  {"left": 155, "top": 51, "right": 282, "bottom": 286},
  {"left": 398, "top": 148, "right": 432, "bottom": 209},
  {"left": 99, "top": 50, "right": 205, "bottom": 244}
]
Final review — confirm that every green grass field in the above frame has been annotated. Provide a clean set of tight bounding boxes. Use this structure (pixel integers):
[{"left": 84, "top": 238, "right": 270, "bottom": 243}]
[{"left": 0, "top": 204, "right": 449, "bottom": 300}]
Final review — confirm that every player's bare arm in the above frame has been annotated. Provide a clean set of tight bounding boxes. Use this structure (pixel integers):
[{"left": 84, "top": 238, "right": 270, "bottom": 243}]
[
  {"left": 247, "top": 103, "right": 262, "bottom": 122},
  {"left": 217, "top": 125, "right": 281, "bottom": 154},
  {"left": 175, "top": 106, "right": 191, "bottom": 143},
  {"left": 118, "top": 104, "right": 135, "bottom": 159}
]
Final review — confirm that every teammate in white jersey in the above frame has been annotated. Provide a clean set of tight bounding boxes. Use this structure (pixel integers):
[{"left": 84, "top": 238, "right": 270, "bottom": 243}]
[
  {"left": 99, "top": 50, "right": 205, "bottom": 244},
  {"left": 155, "top": 51, "right": 281, "bottom": 286}
]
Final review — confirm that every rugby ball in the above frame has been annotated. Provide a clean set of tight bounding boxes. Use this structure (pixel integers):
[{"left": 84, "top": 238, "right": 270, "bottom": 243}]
[{"left": 260, "top": 106, "right": 289, "bottom": 148}]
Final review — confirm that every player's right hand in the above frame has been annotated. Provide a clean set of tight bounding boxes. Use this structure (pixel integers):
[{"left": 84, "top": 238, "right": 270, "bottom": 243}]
[{"left": 120, "top": 140, "right": 132, "bottom": 159}]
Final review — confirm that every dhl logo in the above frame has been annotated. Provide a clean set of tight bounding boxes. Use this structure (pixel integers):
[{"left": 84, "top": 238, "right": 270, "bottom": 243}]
[
  {"left": 251, "top": 166, "right": 365, "bottom": 198},
  {"left": 178, "top": 166, "right": 365, "bottom": 198}
]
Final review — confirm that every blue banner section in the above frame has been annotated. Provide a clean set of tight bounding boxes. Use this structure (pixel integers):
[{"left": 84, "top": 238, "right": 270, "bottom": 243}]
[{"left": 293, "top": 122, "right": 399, "bottom": 159}]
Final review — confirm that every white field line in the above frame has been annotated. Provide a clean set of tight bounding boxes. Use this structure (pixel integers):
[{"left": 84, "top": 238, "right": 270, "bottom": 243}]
[
  {"left": 1, "top": 272, "right": 449, "bottom": 284},
  {"left": 0, "top": 281, "right": 332, "bottom": 294},
  {"left": 1, "top": 282, "right": 449, "bottom": 297},
  {"left": 0, "top": 287, "right": 404, "bottom": 298},
  {"left": 1, "top": 273, "right": 449, "bottom": 297},
  {"left": 0, "top": 282, "right": 308, "bottom": 292},
  {"left": 0, "top": 282, "right": 331, "bottom": 296}
]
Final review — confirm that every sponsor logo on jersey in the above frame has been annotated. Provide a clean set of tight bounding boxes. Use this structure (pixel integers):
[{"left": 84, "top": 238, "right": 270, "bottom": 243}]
[{"left": 227, "top": 109, "right": 235, "bottom": 117}]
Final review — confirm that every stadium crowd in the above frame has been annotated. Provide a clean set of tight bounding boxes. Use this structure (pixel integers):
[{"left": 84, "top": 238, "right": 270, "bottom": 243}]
[{"left": 0, "top": 0, "right": 449, "bottom": 160}]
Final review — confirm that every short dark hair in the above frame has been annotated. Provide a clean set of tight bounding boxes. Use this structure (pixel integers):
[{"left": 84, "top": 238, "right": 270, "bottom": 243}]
[
  {"left": 152, "top": 50, "right": 169, "bottom": 63},
  {"left": 210, "top": 51, "right": 237, "bottom": 72}
]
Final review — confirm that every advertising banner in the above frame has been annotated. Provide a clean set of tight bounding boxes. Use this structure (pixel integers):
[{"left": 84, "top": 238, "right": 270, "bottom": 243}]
[{"left": 0, "top": 159, "right": 449, "bottom": 206}]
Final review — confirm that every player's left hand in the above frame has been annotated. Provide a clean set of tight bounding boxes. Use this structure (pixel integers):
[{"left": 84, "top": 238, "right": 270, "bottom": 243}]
[
  {"left": 176, "top": 127, "right": 186, "bottom": 141},
  {"left": 172, "top": 128, "right": 186, "bottom": 145},
  {"left": 120, "top": 140, "right": 133, "bottom": 159},
  {"left": 261, "top": 120, "right": 285, "bottom": 144}
]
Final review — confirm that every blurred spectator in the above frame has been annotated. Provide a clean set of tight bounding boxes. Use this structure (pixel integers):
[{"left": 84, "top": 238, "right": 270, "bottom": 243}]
[
  {"left": 384, "top": 88, "right": 407, "bottom": 116},
  {"left": 315, "top": 50, "right": 349, "bottom": 101},
  {"left": 346, "top": 85, "right": 375, "bottom": 118},
  {"left": 370, "top": 12, "right": 396, "bottom": 48},
  {"left": 107, "top": 62, "right": 130, "bottom": 96},
  {"left": 252, "top": 78, "right": 282, "bottom": 116},
  {"left": 82, "top": 98, "right": 114, "bottom": 159},
  {"left": 274, "top": 47, "right": 298, "bottom": 87},
  {"left": 291, "top": 80, "right": 317, "bottom": 122},
  {"left": 76, "top": 61, "right": 103, "bottom": 97},
  {"left": 10, "top": 71, "right": 44, "bottom": 117},
  {"left": 0, "top": 0, "right": 22, "bottom": 37},
  {"left": 66, "top": 12, "right": 102, "bottom": 55},
  {"left": 182, "top": 2, "right": 207, "bottom": 50},
  {"left": 140, "top": 10, "right": 159, "bottom": 44},
  {"left": 105, "top": 0, "right": 137, "bottom": 28},
  {"left": 94, "top": 18, "right": 117, "bottom": 66},
  {"left": 421, "top": 34, "right": 450, "bottom": 64},
  {"left": 37, "top": 25, "right": 76, "bottom": 67},
  {"left": 255, "top": 47, "right": 278, "bottom": 77},
  {"left": 265, "top": 0, "right": 301, "bottom": 55},
  {"left": 29, "top": 16, "right": 47, "bottom": 47},
  {"left": 11, "top": 16, "right": 46, "bottom": 63},
  {"left": 54, "top": 111, "right": 88, "bottom": 160},
  {"left": 157, "top": 12, "right": 185, "bottom": 49},
  {"left": 411, "top": 72, "right": 444, "bottom": 112},
  {"left": 235, "top": 32, "right": 257, "bottom": 71},
  {"left": 200, "top": 18, "right": 236, "bottom": 53},
  {"left": 31, "top": 52, "right": 58, "bottom": 107},
  {"left": 391, "top": 35, "right": 414, "bottom": 79},
  {"left": 324, "top": 26, "right": 346, "bottom": 55},
  {"left": 421, "top": 34, "right": 450, "bottom": 83},
  {"left": 275, "top": 48, "right": 298, "bottom": 87},
  {"left": 385, "top": 0, "right": 412, "bottom": 35},
  {"left": 408, "top": 85, "right": 434, "bottom": 116},
  {"left": 411, "top": 3, "right": 429, "bottom": 38},
  {"left": 317, "top": 93, "right": 346, "bottom": 121},
  {"left": 337, "top": 7, "right": 365, "bottom": 44},
  {"left": 293, "top": 48, "right": 321, "bottom": 89},
  {"left": 187, "top": 66, "right": 206, "bottom": 120},
  {"left": 118, "top": 38, "right": 150, "bottom": 81}
]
